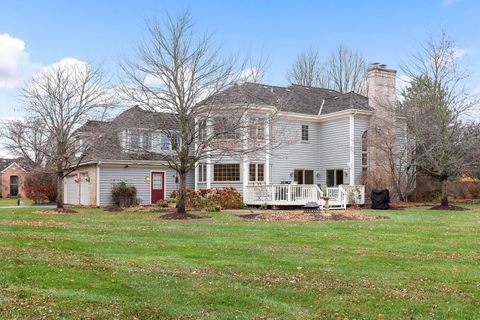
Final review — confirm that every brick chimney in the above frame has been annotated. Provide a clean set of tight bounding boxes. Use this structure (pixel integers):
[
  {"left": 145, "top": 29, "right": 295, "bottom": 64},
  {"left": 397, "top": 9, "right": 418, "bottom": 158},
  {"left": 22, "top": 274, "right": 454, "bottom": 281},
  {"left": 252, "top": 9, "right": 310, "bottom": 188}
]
[
  {"left": 365, "top": 63, "right": 398, "bottom": 192},
  {"left": 367, "top": 63, "right": 397, "bottom": 115}
]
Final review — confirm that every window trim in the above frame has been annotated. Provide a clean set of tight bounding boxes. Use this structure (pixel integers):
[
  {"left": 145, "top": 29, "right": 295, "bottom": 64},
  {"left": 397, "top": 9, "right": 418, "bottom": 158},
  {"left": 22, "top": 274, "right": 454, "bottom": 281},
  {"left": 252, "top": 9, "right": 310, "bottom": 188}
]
[
  {"left": 326, "top": 169, "right": 344, "bottom": 187},
  {"left": 293, "top": 169, "right": 314, "bottom": 184},
  {"left": 249, "top": 163, "right": 265, "bottom": 182},
  {"left": 301, "top": 125, "right": 309, "bottom": 141},
  {"left": 213, "top": 163, "right": 241, "bottom": 182},
  {"left": 198, "top": 163, "right": 207, "bottom": 183},
  {"left": 128, "top": 130, "right": 141, "bottom": 150},
  {"left": 249, "top": 116, "right": 265, "bottom": 140},
  {"left": 361, "top": 130, "right": 368, "bottom": 168}
]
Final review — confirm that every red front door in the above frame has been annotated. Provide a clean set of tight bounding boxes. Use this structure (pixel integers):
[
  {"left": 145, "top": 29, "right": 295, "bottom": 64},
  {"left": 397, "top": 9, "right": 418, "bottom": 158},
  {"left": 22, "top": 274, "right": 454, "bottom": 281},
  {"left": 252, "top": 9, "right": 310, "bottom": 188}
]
[{"left": 151, "top": 172, "right": 165, "bottom": 204}]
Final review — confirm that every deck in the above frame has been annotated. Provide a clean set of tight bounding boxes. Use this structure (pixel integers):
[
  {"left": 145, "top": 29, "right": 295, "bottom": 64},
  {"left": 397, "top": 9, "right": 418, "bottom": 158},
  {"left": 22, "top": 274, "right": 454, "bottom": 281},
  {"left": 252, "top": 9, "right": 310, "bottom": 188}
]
[{"left": 244, "top": 184, "right": 365, "bottom": 209}]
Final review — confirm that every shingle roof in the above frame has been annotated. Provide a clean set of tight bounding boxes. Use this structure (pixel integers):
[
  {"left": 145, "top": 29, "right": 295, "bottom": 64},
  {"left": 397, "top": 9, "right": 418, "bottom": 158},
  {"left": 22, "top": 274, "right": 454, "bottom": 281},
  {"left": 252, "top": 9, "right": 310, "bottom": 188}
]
[
  {"left": 76, "top": 120, "right": 109, "bottom": 133},
  {"left": 203, "top": 82, "right": 373, "bottom": 115},
  {"left": 78, "top": 107, "right": 175, "bottom": 162},
  {"left": 0, "top": 158, "right": 30, "bottom": 172}
]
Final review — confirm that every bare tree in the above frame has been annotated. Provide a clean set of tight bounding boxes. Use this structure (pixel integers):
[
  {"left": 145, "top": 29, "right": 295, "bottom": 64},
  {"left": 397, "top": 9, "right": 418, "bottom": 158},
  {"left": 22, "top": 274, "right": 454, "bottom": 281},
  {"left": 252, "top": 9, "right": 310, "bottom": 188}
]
[
  {"left": 287, "top": 48, "right": 328, "bottom": 87},
  {"left": 18, "top": 60, "right": 112, "bottom": 209},
  {"left": 0, "top": 118, "right": 50, "bottom": 167},
  {"left": 399, "top": 31, "right": 480, "bottom": 207},
  {"left": 121, "top": 12, "right": 282, "bottom": 215},
  {"left": 368, "top": 116, "right": 416, "bottom": 201},
  {"left": 287, "top": 45, "right": 367, "bottom": 94},
  {"left": 326, "top": 45, "right": 368, "bottom": 94}
]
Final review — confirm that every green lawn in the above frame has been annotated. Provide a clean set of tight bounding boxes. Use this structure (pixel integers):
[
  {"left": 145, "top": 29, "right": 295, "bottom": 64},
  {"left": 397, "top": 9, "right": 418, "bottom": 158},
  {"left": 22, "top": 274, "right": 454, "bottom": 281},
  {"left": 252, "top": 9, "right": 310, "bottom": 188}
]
[
  {"left": 0, "top": 197, "right": 32, "bottom": 206},
  {"left": 0, "top": 206, "right": 479, "bottom": 319}
]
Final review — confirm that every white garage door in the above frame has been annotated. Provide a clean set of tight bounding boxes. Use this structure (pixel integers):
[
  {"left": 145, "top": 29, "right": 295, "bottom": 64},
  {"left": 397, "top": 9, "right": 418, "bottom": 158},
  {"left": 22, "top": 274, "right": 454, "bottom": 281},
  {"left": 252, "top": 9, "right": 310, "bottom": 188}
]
[{"left": 65, "top": 175, "right": 79, "bottom": 205}]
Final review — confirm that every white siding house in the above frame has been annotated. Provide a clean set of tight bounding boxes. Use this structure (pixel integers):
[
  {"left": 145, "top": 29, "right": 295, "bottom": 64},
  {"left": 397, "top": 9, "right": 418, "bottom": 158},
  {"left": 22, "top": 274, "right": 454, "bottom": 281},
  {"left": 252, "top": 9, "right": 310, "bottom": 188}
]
[{"left": 64, "top": 63, "right": 399, "bottom": 208}]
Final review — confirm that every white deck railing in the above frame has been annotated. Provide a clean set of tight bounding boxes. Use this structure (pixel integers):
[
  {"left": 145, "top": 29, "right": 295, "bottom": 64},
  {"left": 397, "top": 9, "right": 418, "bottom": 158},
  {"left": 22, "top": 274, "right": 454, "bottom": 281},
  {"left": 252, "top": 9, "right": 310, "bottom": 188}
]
[
  {"left": 244, "top": 184, "right": 324, "bottom": 208},
  {"left": 244, "top": 184, "right": 365, "bottom": 209},
  {"left": 340, "top": 185, "right": 366, "bottom": 205}
]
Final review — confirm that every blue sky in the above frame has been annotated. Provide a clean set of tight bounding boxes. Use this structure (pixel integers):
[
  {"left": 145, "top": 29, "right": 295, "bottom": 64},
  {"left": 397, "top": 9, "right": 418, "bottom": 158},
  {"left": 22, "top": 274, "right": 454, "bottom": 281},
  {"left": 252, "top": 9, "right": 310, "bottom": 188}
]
[{"left": 0, "top": 0, "right": 479, "bottom": 120}]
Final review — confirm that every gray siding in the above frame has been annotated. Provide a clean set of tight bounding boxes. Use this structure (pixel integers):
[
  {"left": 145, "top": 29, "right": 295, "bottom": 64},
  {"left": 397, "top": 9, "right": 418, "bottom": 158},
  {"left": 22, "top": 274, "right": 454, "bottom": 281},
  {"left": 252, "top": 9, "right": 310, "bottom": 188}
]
[
  {"left": 318, "top": 116, "right": 351, "bottom": 185},
  {"left": 271, "top": 119, "right": 322, "bottom": 184},
  {"left": 98, "top": 165, "right": 194, "bottom": 206},
  {"left": 353, "top": 115, "right": 370, "bottom": 185}
]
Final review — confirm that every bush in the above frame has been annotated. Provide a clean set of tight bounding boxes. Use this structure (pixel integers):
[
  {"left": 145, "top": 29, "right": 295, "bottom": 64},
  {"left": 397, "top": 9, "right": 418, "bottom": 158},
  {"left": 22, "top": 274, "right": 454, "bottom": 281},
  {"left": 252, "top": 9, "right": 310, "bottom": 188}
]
[
  {"left": 170, "top": 187, "right": 243, "bottom": 210},
  {"left": 238, "top": 202, "right": 247, "bottom": 209},
  {"left": 208, "top": 204, "right": 221, "bottom": 212},
  {"left": 260, "top": 203, "right": 268, "bottom": 210},
  {"left": 112, "top": 182, "right": 137, "bottom": 207},
  {"left": 23, "top": 169, "right": 57, "bottom": 204},
  {"left": 414, "top": 174, "right": 480, "bottom": 201},
  {"left": 156, "top": 200, "right": 168, "bottom": 208}
]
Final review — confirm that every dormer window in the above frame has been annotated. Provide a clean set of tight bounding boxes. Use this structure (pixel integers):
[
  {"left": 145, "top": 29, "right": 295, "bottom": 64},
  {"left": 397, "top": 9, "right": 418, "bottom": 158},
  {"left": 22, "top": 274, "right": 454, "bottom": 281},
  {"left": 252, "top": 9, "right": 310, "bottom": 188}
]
[
  {"left": 143, "top": 132, "right": 152, "bottom": 150},
  {"left": 160, "top": 133, "right": 180, "bottom": 151},
  {"left": 160, "top": 133, "right": 170, "bottom": 150},
  {"left": 129, "top": 131, "right": 141, "bottom": 150}
]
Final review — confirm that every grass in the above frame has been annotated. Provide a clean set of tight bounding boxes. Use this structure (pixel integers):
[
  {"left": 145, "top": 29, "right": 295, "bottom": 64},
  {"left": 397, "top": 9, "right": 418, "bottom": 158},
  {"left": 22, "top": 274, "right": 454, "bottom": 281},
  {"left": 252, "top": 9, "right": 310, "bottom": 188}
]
[
  {"left": 0, "top": 205, "right": 479, "bottom": 319},
  {"left": 0, "top": 197, "right": 32, "bottom": 206}
]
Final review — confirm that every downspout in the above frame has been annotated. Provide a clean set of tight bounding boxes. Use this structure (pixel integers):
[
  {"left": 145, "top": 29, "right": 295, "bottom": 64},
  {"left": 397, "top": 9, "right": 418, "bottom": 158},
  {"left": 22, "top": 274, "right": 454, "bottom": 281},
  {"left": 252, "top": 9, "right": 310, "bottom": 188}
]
[
  {"left": 96, "top": 162, "right": 101, "bottom": 207},
  {"left": 349, "top": 110, "right": 358, "bottom": 185}
]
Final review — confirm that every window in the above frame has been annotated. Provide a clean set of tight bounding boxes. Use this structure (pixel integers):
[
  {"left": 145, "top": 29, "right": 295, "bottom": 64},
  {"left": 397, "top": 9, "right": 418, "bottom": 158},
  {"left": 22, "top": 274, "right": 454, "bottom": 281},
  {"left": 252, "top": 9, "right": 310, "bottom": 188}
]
[
  {"left": 198, "top": 164, "right": 207, "bottom": 182},
  {"left": 171, "top": 134, "right": 180, "bottom": 151},
  {"left": 326, "top": 169, "right": 344, "bottom": 187},
  {"left": 362, "top": 130, "right": 368, "bottom": 167},
  {"left": 152, "top": 173, "right": 163, "bottom": 190},
  {"left": 143, "top": 132, "right": 152, "bottom": 150},
  {"left": 249, "top": 163, "right": 265, "bottom": 182},
  {"left": 213, "top": 116, "right": 239, "bottom": 139},
  {"left": 198, "top": 119, "right": 207, "bottom": 141},
  {"left": 129, "top": 131, "right": 140, "bottom": 150},
  {"left": 249, "top": 116, "right": 265, "bottom": 139},
  {"left": 301, "top": 125, "right": 309, "bottom": 141},
  {"left": 213, "top": 164, "right": 240, "bottom": 181},
  {"left": 293, "top": 169, "right": 314, "bottom": 184}
]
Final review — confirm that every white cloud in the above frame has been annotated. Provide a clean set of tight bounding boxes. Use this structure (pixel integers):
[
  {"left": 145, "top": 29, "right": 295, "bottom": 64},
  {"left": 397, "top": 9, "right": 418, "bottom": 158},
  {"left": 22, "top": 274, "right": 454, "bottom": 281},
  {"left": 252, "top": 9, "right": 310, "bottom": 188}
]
[
  {"left": 452, "top": 47, "right": 480, "bottom": 59},
  {"left": 396, "top": 74, "right": 413, "bottom": 98},
  {"left": 0, "top": 34, "right": 33, "bottom": 87},
  {"left": 441, "top": 0, "right": 461, "bottom": 7},
  {"left": 237, "top": 67, "right": 263, "bottom": 83},
  {"left": 34, "top": 57, "right": 88, "bottom": 80}
]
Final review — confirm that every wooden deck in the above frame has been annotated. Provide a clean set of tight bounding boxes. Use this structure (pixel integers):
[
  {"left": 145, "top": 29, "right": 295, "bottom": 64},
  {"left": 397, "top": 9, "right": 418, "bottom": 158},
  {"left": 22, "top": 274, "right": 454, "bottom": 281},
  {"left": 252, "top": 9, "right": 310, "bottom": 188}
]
[{"left": 244, "top": 184, "right": 365, "bottom": 209}]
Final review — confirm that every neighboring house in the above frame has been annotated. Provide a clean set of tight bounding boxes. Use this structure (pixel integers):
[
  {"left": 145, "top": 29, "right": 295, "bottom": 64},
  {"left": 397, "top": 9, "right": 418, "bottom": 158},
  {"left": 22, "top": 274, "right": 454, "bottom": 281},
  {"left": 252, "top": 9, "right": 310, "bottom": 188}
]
[
  {"left": 0, "top": 158, "right": 29, "bottom": 198},
  {"left": 64, "top": 63, "right": 400, "bottom": 208}
]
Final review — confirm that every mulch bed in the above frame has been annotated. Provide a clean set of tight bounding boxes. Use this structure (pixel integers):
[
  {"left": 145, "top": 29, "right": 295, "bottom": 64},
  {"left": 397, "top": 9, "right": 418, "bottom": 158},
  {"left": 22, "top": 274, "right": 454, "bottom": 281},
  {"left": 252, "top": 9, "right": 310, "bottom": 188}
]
[
  {"left": 429, "top": 205, "right": 469, "bottom": 211},
  {"left": 33, "top": 208, "right": 78, "bottom": 214},
  {"left": 237, "top": 210, "right": 385, "bottom": 221},
  {"left": 106, "top": 205, "right": 174, "bottom": 213},
  {"left": 158, "top": 212, "right": 208, "bottom": 220}
]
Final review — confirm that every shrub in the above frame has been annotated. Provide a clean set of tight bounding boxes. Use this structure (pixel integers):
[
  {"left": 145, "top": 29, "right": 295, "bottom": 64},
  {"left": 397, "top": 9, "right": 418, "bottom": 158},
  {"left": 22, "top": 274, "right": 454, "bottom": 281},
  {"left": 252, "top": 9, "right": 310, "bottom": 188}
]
[
  {"left": 23, "top": 169, "right": 57, "bottom": 204},
  {"left": 208, "top": 204, "right": 221, "bottom": 212},
  {"left": 166, "top": 197, "right": 177, "bottom": 204},
  {"left": 156, "top": 200, "right": 168, "bottom": 208},
  {"left": 260, "top": 203, "right": 268, "bottom": 210},
  {"left": 170, "top": 187, "right": 243, "bottom": 210},
  {"left": 112, "top": 182, "right": 137, "bottom": 207},
  {"left": 238, "top": 202, "right": 247, "bottom": 209}
]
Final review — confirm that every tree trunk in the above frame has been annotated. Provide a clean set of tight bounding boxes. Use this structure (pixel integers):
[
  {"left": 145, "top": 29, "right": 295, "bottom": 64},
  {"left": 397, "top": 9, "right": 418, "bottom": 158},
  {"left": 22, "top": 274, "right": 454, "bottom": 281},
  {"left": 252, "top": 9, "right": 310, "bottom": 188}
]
[
  {"left": 441, "top": 179, "right": 449, "bottom": 207},
  {"left": 177, "top": 171, "right": 187, "bottom": 214},
  {"left": 56, "top": 167, "right": 64, "bottom": 209}
]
